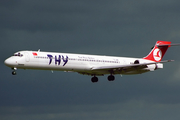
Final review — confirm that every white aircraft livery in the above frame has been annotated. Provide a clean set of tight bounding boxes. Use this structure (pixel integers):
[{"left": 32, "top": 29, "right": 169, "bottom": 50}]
[{"left": 4, "top": 41, "right": 180, "bottom": 82}]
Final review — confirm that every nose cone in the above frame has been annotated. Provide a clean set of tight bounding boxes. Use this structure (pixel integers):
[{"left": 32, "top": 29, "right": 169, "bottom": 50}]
[{"left": 4, "top": 57, "right": 17, "bottom": 67}]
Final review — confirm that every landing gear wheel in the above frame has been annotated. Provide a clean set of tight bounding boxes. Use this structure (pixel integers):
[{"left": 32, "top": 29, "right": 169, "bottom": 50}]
[
  {"left": 91, "top": 76, "right": 98, "bottom": 83},
  {"left": 12, "top": 71, "right": 16, "bottom": 75},
  {"left": 108, "top": 75, "right": 115, "bottom": 81}
]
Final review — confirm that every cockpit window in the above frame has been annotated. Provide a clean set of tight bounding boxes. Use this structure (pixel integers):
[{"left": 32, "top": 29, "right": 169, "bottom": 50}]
[{"left": 14, "top": 53, "right": 23, "bottom": 57}]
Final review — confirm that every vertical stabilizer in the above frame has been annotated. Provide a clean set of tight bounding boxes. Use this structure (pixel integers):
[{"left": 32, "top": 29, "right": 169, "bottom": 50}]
[{"left": 143, "top": 41, "right": 171, "bottom": 62}]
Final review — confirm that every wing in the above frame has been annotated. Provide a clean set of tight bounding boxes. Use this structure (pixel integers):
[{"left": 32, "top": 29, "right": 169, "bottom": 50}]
[
  {"left": 91, "top": 60, "right": 173, "bottom": 70},
  {"left": 89, "top": 60, "right": 173, "bottom": 75}
]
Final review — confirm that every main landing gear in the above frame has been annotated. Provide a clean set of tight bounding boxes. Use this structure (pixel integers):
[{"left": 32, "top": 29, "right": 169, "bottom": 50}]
[
  {"left": 11, "top": 68, "right": 17, "bottom": 75},
  {"left": 108, "top": 75, "right": 115, "bottom": 81},
  {"left": 91, "top": 75, "right": 115, "bottom": 83},
  {"left": 91, "top": 76, "right": 98, "bottom": 83}
]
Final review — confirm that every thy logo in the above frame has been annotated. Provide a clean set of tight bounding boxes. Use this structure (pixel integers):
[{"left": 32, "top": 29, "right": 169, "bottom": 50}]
[{"left": 153, "top": 48, "right": 162, "bottom": 61}]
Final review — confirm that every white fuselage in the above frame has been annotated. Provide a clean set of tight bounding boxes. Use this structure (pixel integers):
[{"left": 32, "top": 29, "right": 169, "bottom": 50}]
[{"left": 4, "top": 51, "right": 163, "bottom": 76}]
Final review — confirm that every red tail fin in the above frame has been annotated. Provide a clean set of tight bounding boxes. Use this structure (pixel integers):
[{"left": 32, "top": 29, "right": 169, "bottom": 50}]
[{"left": 143, "top": 41, "right": 171, "bottom": 62}]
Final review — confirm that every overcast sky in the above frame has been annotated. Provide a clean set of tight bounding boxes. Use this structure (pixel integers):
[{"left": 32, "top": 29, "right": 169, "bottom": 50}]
[{"left": 1, "top": 0, "right": 180, "bottom": 120}]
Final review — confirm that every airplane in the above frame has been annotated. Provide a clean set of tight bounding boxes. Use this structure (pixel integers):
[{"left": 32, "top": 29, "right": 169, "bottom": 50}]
[{"left": 4, "top": 41, "right": 180, "bottom": 83}]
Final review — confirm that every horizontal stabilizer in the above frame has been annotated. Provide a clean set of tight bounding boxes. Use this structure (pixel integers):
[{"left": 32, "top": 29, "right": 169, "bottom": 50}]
[{"left": 157, "top": 43, "right": 180, "bottom": 47}]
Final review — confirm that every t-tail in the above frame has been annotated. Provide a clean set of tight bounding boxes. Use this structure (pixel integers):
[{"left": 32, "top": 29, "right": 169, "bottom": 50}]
[{"left": 143, "top": 41, "right": 172, "bottom": 62}]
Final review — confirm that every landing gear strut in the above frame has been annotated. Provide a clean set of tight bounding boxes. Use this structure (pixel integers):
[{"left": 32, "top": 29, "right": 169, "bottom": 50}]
[{"left": 91, "top": 76, "right": 98, "bottom": 83}]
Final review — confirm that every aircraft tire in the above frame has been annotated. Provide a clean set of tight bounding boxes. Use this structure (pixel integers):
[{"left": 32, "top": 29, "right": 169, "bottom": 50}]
[
  {"left": 12, "top": 71, "right": 16, "bottom": 75},
  {"left": 108, "top": 75, "right": 115, "bottom": 81},
  {"left": 91, "top": 76, "right": 98, "bottom": 83}
]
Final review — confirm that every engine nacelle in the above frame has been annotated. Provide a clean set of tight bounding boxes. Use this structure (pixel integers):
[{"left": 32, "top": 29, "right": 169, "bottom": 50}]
[
  {"left": 145, "top": 63, "right": 163, "bottom": 71},
  {"left": 156, "top": 63, "right": 163, "bottom": 69}
]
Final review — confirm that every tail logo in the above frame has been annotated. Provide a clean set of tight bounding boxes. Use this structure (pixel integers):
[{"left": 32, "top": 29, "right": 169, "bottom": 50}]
[{"left": 153, "top": 48, "right": 162, "bottom": 61}]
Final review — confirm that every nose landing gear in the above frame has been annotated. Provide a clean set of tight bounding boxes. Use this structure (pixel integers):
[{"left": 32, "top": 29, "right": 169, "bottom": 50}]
[
  {"left": 11, "top": 68, "right": 17, "bottom": 75},
  {"left": 12, "top": 71, "right": 16, "bottom": 75}
]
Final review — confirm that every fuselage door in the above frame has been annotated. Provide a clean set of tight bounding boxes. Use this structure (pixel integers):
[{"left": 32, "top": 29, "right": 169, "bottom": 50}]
[{"left": 24, "top": 52, "right": 30, "bottom": 62}]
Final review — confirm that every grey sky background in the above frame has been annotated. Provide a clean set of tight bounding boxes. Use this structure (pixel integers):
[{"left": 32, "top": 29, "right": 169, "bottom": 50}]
[{"left": 1, "top": 0, "right": 180, "bottom": 120}]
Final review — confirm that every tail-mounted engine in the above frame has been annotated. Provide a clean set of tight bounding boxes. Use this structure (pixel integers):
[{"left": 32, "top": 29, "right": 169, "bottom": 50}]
[{"left": 146, "top": 63, "right": 163, "bottom": 71}]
